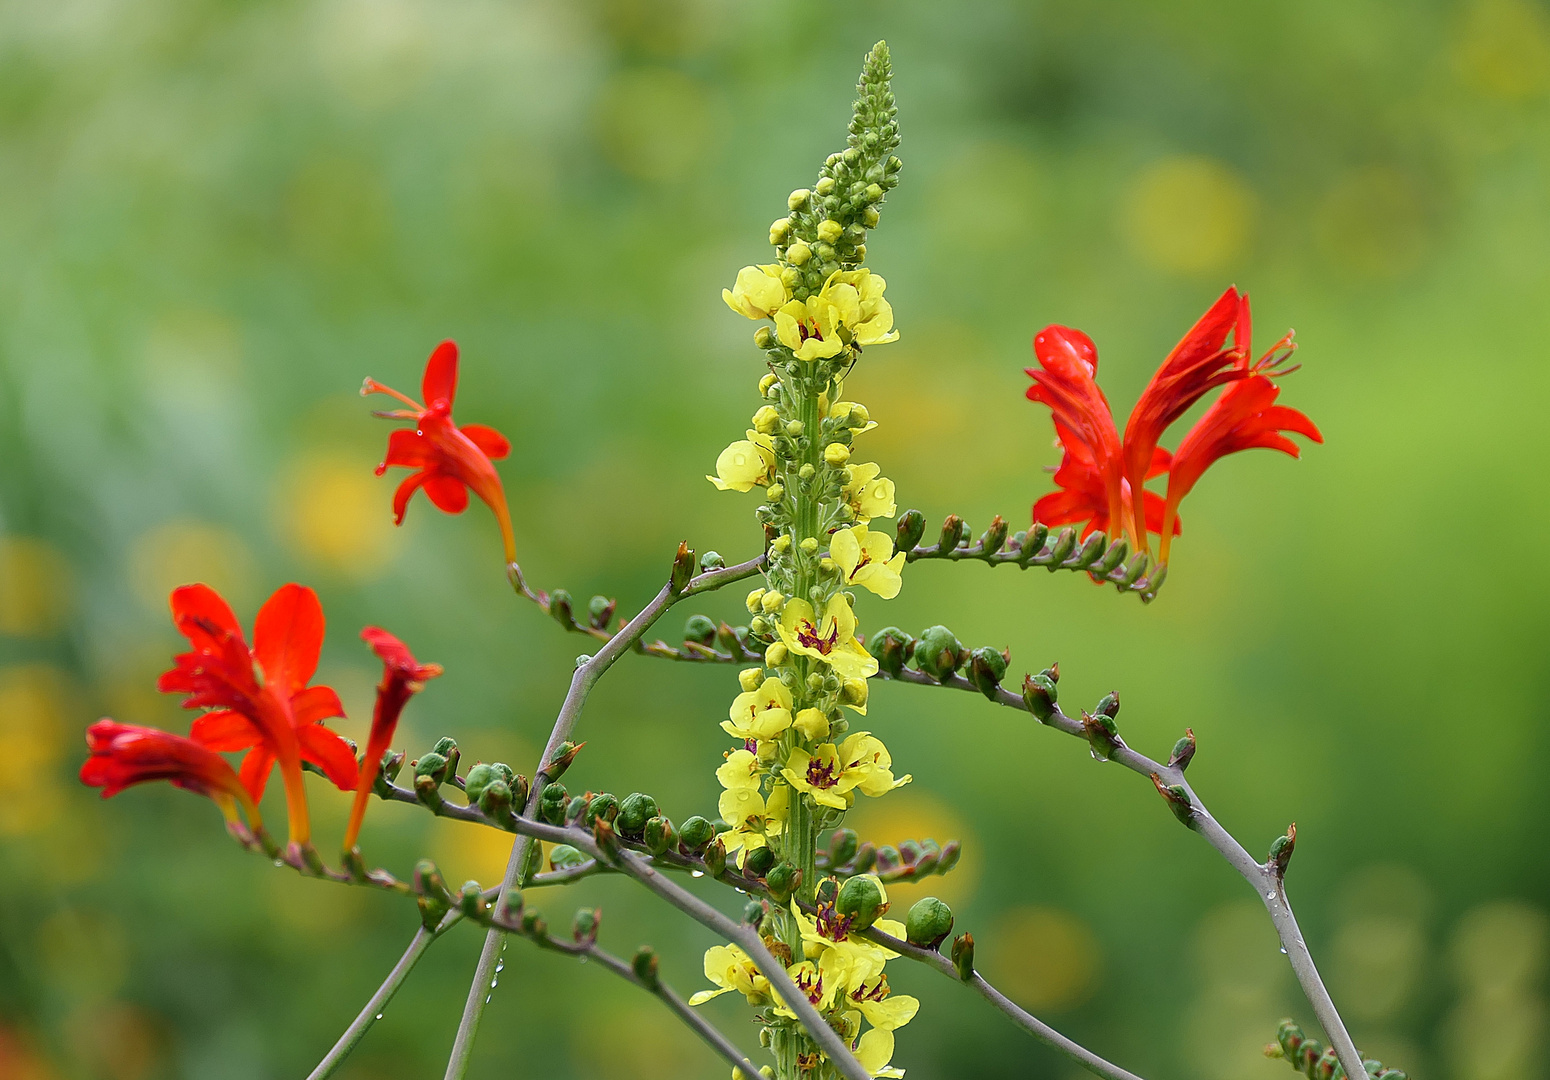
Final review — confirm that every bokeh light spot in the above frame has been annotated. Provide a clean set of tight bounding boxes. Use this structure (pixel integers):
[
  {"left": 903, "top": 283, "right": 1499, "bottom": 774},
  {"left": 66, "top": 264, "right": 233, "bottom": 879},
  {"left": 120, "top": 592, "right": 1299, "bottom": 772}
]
[
  {"left": 1123, "top": 155, "right": 1255, "bottom": 274},
  {"left": 276, "top": 451, "right": 396, "bottom": 577},
  {"left": 1454, "top": 0, "right": 1550, "bottom": 101},
  {"left": 983, "top": 905, "right": 1099, "bottom": 1012},
  {"left": 0, "top": 537, "right": 72, "bottom": 637},
  {"left": 1314, "top": 166, "right": 1431, "bottom": 279},
  {"left": 128, "top": 520, "right": 257, "bottom": 616},
  {"left": 593, "top": 68, "right": 712, "bottom": 182},
  {"left": 842, "top": 788, "right": 979, "bottom": 907}
]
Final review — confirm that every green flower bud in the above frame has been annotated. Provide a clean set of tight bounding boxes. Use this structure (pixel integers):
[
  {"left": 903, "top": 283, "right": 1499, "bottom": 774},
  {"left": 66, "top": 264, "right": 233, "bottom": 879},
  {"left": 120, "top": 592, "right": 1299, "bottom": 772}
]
[
  {"left": 937, "top": 840, "right": 962, "bottom": 874},
  {"left": 459, "top": 881, "right": 486, "bottom": 918},
  {"left": 463, "top": 762, "right": 500, "bottom": 805},
  {"left": 586, "top": 792, "right": 619, "bottom": 826},
  {"left": 643, "top": 815, "right": 677, "bottom": 856},
  {"left": 980, "top": 515, "right": 1008, "bottom": 556},
  {"left": 683, "top": 614, "right": 717, "bottom": 645},
  {"left": 1047, "top": 527, "right": 1078, "bottom": 568},
  {"left": 1022, "top": 672, "right": 1057, "bottom": 721},
  {"left": 1151, "top": 774, "right": 1194, "bottom": 827},
  {"left": 1097, "top": 537, "right": 1129, "bottom": 575},
  {"left": 1168, "top": 728, "right": 1196, "bottom": 771},
  {"left": 572, "top": 907, "right": 599, "bottom": 944},
  {"left": 850, "top": 841, "right": 877, "bottom": 874},
  {"left": 836, "top": 874, "right": 887, "bottom": 930},
  {"left": 548, "top": 588, "right": 575, "bottom": 628},
  {"left": 669, "top": 542, "right": 696, "bottom": 595},
  {"left": 787, "top": 241, "right": 812, "bottom": 266},
  {"left": 1083, "top": 712, "right": 1121, "bottom": 761},
  {"left": 950, "top": 932, "right": 975, "bottom": 981},
  {"left": 380, "top": 749, "right": 406, "bottom": 786},
  {"left": 826, "top": 827, "right": 859, "bottom": 868},
  {"left": 587, "top": 594, "right": 616, "bottom": 628},
  {"left": 478, "top": 779, "right": 513, "bottom": 821},
  {"left": 1020, "top": 523, "right": 1049, "bottom": 562},
  {"left": 632, "top": 946, "right": 659, "bottom": 987},
  {"left": 765, "top": 861, "right": 802, "bottom": 903},
  {"left": 414, "top": 752, "right": 448, "bottom": 783},
  {"left": 1119, "top": 551, "right": 1150, "bottom": 587},
  {"left": 862, "top": 206, "right": 880, "bottom": 227},
  {"left": 868, "top": 627, "right": 914, "bottom": 677},
  {"left": 815, "top": 176, "right": 837, "bottom": 196},
  {"left": 874, "top": 845, "right": 901, "bottom": 875},
  {"left": 538, "top": 782, "right": 569, "bottom": 826},
  {"left": 895, "top": 508, "right": 925, "bottom": 551},
  {"left": 678, "top": 815, "right": 716, "bottom": 853},
  {"left": 968, "top": 646, "right": 1009, "bottom": 699},
  {"left": 915, "top": 625, "right": 963, "bottom": 681},
  {"left": 543, "top": 740, "right": 586, "bottom": 780},
  {"left": 508, "top": 771, "right": 529, "bottom": 809},
  {"left": 1096, "top": 691, "right": 1120, "bottom": 720},
  {"left": 754, "top": 325, "right": 773, "bottom": 349},
  {"left": 937, "top": 513, "right": 963, "bottom": 552},
  {"left": 616, "top": 792, "right": 658, "bottom": 838},
  {"left": 1075, "top": 530, "right": 1107, "bottom": 568},
  {"left": 815, "top": 877, "right": 840, "bottom": 907},
  {"left": 565, "top": 795, "right": 587, "bottom": 823},
  {"left": 1269, "top": 823, "right": 1296, "bottom": 877},
  {"left": 742, "top": 898, "right": 767, "bottom": 927},
  {"left": 906, "top": 897, "right": 955, "bottom": 948},
  {"left": 520, "top": 909, "right": 546, "bottom": 937},
  {"left": 743, "top": 845, "right": 776, "bottom": 878},
  {"left": 413, "top": 772, "right": 443, "bottom": 811},
  {"left": 549, "top": 844, "right": 586, "bottom": 870},
  {"left": 864, "top": 182, "right": 884, "bottom": 202},
  {"left": 703, "top": 837, "right": 728, "bottom": 877}
]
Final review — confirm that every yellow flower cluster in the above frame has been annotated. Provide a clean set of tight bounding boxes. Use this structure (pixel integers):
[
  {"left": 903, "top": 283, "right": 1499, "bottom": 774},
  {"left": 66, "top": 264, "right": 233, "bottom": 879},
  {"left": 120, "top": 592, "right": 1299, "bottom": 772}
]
[{"left": 725, "top": 264, "right": 899, "bottom": 362}]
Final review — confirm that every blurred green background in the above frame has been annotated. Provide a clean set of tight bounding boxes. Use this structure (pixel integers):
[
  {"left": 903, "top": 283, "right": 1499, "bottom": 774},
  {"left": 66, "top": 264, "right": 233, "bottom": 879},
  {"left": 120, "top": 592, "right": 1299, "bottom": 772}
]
[{"left": 2, "top": 0, "right": 1548, "bottom": 1077}]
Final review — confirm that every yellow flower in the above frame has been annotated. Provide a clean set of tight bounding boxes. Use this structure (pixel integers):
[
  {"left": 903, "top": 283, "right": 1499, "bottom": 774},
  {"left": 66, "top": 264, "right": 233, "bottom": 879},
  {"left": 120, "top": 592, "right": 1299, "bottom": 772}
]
[
  {"left": 841, "top": 462, "right": 897, "bottom": 522},
  {"left": 722, "top": 264, "right": 787, "bottom": 320},
  {"left": 823, "top": 268, "right": 899, "bottom": 348},
  {"left": 717, "top": 786, "right": 780, "bottom": 856},
  {"left": 829, "top": 525, "right": 906, "bottom": 600},
  {"left": 723, "top": 677, "right": 794, "bottom": 742},
  {"left": 783, "top": 732, "right": 910, "bottom": 809},
  {"left": 689, "top": 944, "right": 771, "bottom": 1005},
  {"left": 845, "top": 973, "right": 920, "bottom": 1031},
  {"left": 854, "top": 1027, "right": 904, "bottom": 1079},
  {"left": 716, "top": 748, "right": 762, "bottom": 790},
  {"left": 771, "top": 953, "right": 847, "bottom": 1019},
  {"left": 708, "top": 430, "right": 776, "bottom": 492},
  {"left": 777, "top": 596, "right": 878, "bottom": 681},
  {"left": 789, "top": 884, "right": 905, "bottom": 982},
  {"left": 775, "top": 297, "right": 846, "bottom": 362},
  {"left": 793, "top": 707, "right": 830, "bottom": 741},
  {"left": 829, "top": 398, "right": 876, "bottom": 435}
]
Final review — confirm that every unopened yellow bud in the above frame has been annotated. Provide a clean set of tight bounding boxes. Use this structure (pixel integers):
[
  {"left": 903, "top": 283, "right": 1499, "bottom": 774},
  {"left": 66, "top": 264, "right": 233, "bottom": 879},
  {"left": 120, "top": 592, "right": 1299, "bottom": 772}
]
[
  {"left": 815, "top": 176, "right": 836, "bottom": 196},
  {"left": 785, "top": 420, "right": 805, "bottom": 437},
  {"left": 758, "top": 373, "right": 779, "bottom": 395},
  {"left": 798, "top": 463, "right": 816, "bottom": 480},
  {"left": 793, "top": 708, "right": 830, "bottom": 741},
  {"left": 787, "top": 242, "right": 812, "bottom": 266},
  {"left": 847, "top": 403, "right": 871, "bottom": 426},
  {"left": 765, "top": 642, "right": 789, "bottom": 666},
  {"left": 788, "top": 189, "right": 811, "bottom": 211},
  {"left": 852, "top": 243, "right": 866, "bottom": 262},
  {"left": 772, "top": 535, "right": 792, "bottom": 553},
  {"left": 739, "top": 667, "right": 764, "bottom": 692},
  {"left": 766, "top": 483, "right": 785, "bottom": 502},
  {"left": 770, "top": 218, "right": 792, "bottom": 245},
  {"left": 800, "top": 537, "right": 819, "bottom": 554},
  {"left": 755, "top": 741, "right": 779, "bottom": 763},
  {"left": 780, "top": 266, "right": 801, "bottom": 289},
  {"left": 760, "top": 591, "right": 784, "bottom": 613},
  {"left": 862, "top": 206, "right": 880, "bottom": 228},
  {"left": 819, "top": 557, "right": 836, "bottom": 573},
  {"left": 745, "top": 588, "right": 766, "bottom": 615},
  {"left": 754, "top": 326, "right": 773, "bottom": 349},
  {"left": 824, "top": 443, "right": 851, "bottom": 467},
  {"left": 753, "top": 406, "right": 780, "bottom": 434},
  {"left": 841, "top": 678, "right": 869, "bottom": 709},
  {"left": 817, "top": 219, "right": 843, "bottom": 244}
]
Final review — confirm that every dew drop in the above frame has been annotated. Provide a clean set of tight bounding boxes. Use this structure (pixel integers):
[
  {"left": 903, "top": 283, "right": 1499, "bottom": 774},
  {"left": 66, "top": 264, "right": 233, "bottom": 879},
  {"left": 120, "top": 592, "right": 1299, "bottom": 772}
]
[
  {"left": 485, "top": 995, "right": 491, "bottom": 1004},
  {"left": 273, "top": 859, "right": 283, "bottom": 867},
  {"left": 691, "top": 870, "right": 705, "bottom": 879},
  {"left": 1279, "top": 946, "right": 1288, "bottom": 955},
  {"left": 1266, "top": 891, "right": 1277, "bottom": 900},
  {"left": 495, "top": 962, "right": 504, "bottom": 973},
  {"left": 579, "top": 956, "right": 588, "bottom": 964},
  {"left": 375, "top": 1013, "right": 383, "bottom": 1020}
]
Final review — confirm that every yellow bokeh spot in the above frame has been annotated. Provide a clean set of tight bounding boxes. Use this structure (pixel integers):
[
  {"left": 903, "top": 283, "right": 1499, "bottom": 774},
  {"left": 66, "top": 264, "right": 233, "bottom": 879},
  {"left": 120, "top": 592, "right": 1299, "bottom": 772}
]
[
  {"left": 427, "top": 815, "right": 522, "bottom": 890},
  {"left": 128, "top": 520, "right": 257, "bottom": 615},
  {"left": 1315, "top": 166, "right": 1430, "bottom": 278},
  {"left": 593, "top": 68, "right": 712, "bottom": 182},
  {"left": 0, "top": 537, "right": 72, "bottom": 637},
  {"left": 843, "top": 789, "right": 979, "bottom": 907},
  {"left": 983, "top": 905, "right": 1100, "bottom": 1012},
  {"left": 1446, "top": 900, "right": 1548, "bottom": 1080},
  {"left": 277, "top": 451, "right": 396, "bottom": 576},
  {"left": 0, "top": 664, "right": 73, "bottom": 775},
  {"left": 1123, "top": 155, "right": 1255, "bottom": 275},
  {"left": 928, "top": 140, "right": 1043, "bottom": 254},
  {"left": 1454, "top": 0, "right": 1550, "bottom": 101}
]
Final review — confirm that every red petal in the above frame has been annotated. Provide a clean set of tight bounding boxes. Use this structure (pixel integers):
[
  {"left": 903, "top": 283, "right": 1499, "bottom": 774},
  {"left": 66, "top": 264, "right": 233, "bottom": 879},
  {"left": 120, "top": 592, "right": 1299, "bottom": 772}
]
[
  {"left": 422, "top": 340, "right": 459, "bottom": 408},
  {"left": 423, "top": 474, "right": 470, "bottom": 514},
  {"left": 382, "top": 428, "right": 434, "bottom": 469},
  {"left": 291, "top": 684, "right": 345, "bottom": 726},
  {"left": 1033, "top": 325, "right": 1099, "bottom": 377},
  {"left": 391, "top": 472, "right": 427, "bottom": 525},
  {"left": 1146, "top": 446, "right": 1173, "bottom": 480},
  {"left": 189, "top": 709, "right": 262, "bottom": 751},
  {"left": 253, "top": 584, "right": 325, "bottom": 697},
  {"left": 459, "top": 423, "right": 510, "bottom": 461},
  {"left": 238, "top": 745, "right": 276, "bottom": 803},
  {"left": 168, "top": 584, "right": 244, "bottom": 651},
  {"left": 297, "top": 724, "right": 360, "bottom": 791}
]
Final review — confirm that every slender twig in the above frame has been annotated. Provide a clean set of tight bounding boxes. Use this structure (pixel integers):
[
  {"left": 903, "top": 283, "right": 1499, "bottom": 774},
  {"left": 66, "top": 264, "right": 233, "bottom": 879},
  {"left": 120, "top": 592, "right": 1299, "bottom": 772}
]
[
  {"left": 307, "top": 911, "right": 463, "bottom": 1080},
  {"left": 882, "top": 665, "right": 1367, "bottom": 1080},
  {"left": 443, "top": 552, "right": 765, "bottom": 1079}
]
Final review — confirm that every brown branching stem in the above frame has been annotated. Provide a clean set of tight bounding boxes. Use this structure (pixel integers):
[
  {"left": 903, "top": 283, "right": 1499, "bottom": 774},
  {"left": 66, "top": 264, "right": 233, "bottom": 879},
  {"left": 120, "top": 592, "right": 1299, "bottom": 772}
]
[{"left": 444, "top": 551, "right": 765, "bottom": 1079}]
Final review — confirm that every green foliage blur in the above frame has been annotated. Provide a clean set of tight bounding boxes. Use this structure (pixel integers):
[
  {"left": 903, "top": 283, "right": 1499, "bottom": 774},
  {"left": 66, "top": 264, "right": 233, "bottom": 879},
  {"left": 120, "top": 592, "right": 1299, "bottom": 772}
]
[{"left": 2, "top": 1, "right": 1548, "bottom": 1077}]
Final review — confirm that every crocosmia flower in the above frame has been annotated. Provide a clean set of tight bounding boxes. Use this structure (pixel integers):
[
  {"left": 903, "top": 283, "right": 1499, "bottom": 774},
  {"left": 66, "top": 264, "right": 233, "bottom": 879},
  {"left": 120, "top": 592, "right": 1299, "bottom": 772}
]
[
  {"left": 161, "top": 582, "right": 357, "bottom": 846},
  {"left": 343, "top": 627, "right": 443, "bottom": 851},
  {"left": 363, "top": 340, "right": 517, "bottom": 566},
  {"left": 1025, "top": 286, "right": 1317, "bottom": 564},
  {"left": 80, "top": 719, "right": 261, "bottom": 828}
]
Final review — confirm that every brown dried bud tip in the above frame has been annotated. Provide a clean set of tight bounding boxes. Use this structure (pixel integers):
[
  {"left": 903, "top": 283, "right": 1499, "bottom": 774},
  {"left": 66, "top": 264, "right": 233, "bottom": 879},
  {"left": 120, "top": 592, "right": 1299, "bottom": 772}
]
[
  {"left": 1150, "top": 773, "right": 1195, "bottom": 827},
  {"left": 1168, "top": 728, "right": 1196, "bottom": 771},
  {"left": 592, "top": 816, "right": 620, "bottom": 861},
  {"left": 1082, "top": 711, "right": 1122, "bottom": 760},
  {"left": 670, "top": 541, "right": 697, "bottom": 593},
  {"left": 544, "top": 740, "right": 586, "bottom": 780},
  {"left": 1269, "top": 823, "right": 1297, "bottom": 877}
]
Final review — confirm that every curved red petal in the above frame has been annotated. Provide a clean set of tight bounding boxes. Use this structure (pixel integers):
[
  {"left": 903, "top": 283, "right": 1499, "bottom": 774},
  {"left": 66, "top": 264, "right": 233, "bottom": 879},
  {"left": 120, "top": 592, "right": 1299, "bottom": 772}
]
[
  {"left": 422, "top": 340, "right": 459, "bottom": 408},
  {"left": 291, "top": 684, "right": 346, "bottom": 726},
  {"left": 1146, "top": 446, "right": 1173, "bottom": 479},
  {"left": 238, "top": 745, "right": 276, "bottom": 804},
  {"left": 391, "top": 471, "right": 429, "bottom": 525},
  {"left": 1033, "top": 325, "right": 1099, "bottom": 377},
  {"left": 423, "top": 473, "right": 470, "bottom": 514},
  {"left": 189, "top": 709, "right": 263, "bottom": 752},
  {"left": 382, "top": 427, "right": 434, "bottom": 469},
  {"left": 459, "top": 423, "right": 510, "bottom": 461},
  {"left": 253, "top": 583, "right": 325, "bottom": 697},
  {"left": 168, "top": 584, "right": 244, "bottom": 650},
  {"left": 297, "top": 724, "right": 360, "bottom": 791}
]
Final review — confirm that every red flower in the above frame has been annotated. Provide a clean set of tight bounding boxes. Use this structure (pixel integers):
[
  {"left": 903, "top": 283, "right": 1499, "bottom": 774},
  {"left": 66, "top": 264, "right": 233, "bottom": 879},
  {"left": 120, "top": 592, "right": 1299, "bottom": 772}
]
[
  {"left": 1159, "top": 375, "right": 1322, "bottom": 563},
  {"left": 160, "top": 582, "right": 358, "bottom": 846},
  {"left": 80, "top": 719, "right": 260, "bottom": 827},
  {"left": 343, "top": 627, "right": 443, "bottom": 851},
  {"left": 1026, "top": 287, "right": 1314, "bottom": 563},
  {"left": 363, "top": 340, "right": 517, "bottom": 566}
]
